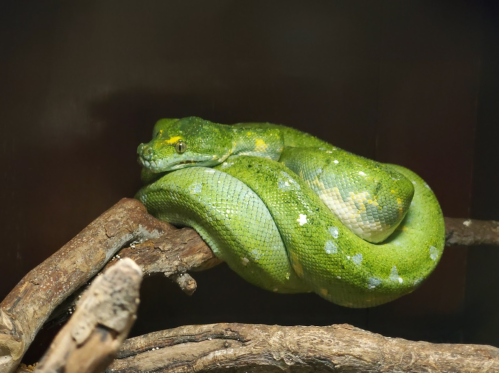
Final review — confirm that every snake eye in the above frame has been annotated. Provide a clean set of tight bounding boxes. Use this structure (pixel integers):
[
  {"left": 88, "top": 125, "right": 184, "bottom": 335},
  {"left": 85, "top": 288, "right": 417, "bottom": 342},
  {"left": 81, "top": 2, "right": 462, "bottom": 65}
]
[{"left": 175, "top": 140, "right": 187, "bottom": 154}]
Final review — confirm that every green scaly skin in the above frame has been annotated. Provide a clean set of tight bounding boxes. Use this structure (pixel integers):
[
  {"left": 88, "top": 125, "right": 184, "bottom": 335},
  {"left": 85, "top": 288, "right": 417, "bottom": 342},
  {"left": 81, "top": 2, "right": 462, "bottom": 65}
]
[{"left": 135, "top": 117, "right": 445, "bottom": 308}]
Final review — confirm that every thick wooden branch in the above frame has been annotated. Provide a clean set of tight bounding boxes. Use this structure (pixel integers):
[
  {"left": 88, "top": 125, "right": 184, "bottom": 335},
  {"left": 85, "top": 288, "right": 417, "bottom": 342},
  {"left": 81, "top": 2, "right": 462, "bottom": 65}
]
[
  {"left": 107, "top": 323, "right": 499, "bottom": 373},
  {"left": 1, "top": 197, "right": 498, "bottom": 373},
  {"left": 0, "top": 199, "right": 175, "bottom": 373},
  {"left": 34, "top": 258, "right": 142, "bottom": 373},
  {"left": 102, "top": 225, "right": 221, "bottom": 292}
]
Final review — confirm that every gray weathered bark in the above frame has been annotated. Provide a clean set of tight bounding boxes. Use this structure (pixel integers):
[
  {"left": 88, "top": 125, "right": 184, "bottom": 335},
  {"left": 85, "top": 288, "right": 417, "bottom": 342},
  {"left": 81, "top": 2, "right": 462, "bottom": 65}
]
[{"left": 34, "top": 259, "right": 142, "bottom": 373}]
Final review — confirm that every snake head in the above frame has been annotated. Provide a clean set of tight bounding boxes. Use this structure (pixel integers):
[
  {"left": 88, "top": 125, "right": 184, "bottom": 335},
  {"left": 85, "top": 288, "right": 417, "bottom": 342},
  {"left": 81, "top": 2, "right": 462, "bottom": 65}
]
[{"left": 138, "top": 117, "right": 233, "bottom": 173}]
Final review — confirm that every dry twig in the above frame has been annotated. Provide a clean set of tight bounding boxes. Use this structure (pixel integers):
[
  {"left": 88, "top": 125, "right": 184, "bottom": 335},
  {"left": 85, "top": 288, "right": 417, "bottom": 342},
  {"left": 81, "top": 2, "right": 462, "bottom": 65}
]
[{"left": 34, "top": 258, "right": 142, "bottom": 373}]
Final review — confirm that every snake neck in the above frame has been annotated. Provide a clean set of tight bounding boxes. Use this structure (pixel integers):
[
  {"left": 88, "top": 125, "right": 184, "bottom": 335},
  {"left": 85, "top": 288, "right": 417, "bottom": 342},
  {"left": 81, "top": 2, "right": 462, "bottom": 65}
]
[{"left": 230, "top": 127, "right": 284, "bottom": 161}]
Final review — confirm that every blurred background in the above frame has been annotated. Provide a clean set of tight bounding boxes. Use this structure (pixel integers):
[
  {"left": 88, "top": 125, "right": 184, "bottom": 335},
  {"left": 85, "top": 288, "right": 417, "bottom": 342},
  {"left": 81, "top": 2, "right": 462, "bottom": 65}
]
[{"left": 1, "top": 0, "right": 498, "bottom": 363}]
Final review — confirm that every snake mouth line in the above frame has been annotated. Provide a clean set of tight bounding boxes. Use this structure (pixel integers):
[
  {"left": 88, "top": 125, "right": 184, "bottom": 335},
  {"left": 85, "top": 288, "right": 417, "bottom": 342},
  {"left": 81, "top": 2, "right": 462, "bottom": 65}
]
[{"left": 139, "top": 158, "right": 197, "bottom": 171}]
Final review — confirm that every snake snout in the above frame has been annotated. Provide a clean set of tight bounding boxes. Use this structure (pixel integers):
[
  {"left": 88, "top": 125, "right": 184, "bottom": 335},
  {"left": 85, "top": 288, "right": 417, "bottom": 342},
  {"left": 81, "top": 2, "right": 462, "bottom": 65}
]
[{"left": 138, "top": 143, "right": 153, "bottom": 161}]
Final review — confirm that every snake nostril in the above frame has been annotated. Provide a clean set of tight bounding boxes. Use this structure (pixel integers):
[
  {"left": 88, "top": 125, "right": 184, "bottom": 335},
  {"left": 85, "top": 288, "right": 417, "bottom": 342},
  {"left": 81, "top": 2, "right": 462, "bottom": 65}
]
[{"left": 139, "top": 144, "right": 153, "bottom": 160}]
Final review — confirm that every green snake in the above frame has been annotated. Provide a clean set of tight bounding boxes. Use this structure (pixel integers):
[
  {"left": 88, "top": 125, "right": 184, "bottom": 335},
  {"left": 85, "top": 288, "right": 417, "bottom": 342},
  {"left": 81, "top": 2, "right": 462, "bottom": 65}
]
[{"left": 135, "top": 117, "right": 445, "bottom": 308}]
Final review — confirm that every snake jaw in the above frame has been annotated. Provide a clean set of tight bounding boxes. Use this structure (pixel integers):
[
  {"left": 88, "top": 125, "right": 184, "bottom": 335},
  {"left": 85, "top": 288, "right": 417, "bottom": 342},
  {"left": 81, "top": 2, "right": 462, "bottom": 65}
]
[
  {"left": 138, "top": 139, "right": 233, "bottom": 173},
  {"left": 138, "top": 151, "right": 223, "bottom": 173}
]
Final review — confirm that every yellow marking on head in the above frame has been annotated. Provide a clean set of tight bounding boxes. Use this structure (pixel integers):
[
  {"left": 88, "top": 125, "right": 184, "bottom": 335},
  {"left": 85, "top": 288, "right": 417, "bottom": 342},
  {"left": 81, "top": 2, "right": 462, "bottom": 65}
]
[
  {"left": 391, "top": 189, "right": 396, "bottom": 194},
  {"left": 397, "top": 198, "right": 402, "bottom": 205},
  {"left": 254, "top": 138, "right": 268, "bottom": 152},
  {"left": 246, "top": 131, "right": 253, "bottom": 136},
  {"left": 163, "top": 136, "right": 182, "bottom": 145}
]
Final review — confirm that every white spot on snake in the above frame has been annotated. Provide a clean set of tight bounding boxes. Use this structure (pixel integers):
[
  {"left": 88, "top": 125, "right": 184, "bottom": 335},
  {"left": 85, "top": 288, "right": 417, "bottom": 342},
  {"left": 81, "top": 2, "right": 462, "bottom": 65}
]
[
  {"left": 279, "top": 171, "right": 300, "bottom": 190},
  {"left": 278, "top": 180, "right": 290, "bottom": 189},
  {"left": 346, "top": 256, "right": 350, "bottom": 260},
  {"left": 368, "top": 277, "right": 381, "bottom": 289},
  {"left": 352, "top": 253, "right": 363, "bottom": 265},
  {"left": 324, "top": 240, "right": 337, "bottom": 254},
  {"left": 205, "top": 169, "right": 216, "bottom": 173},
  {"left": 189, "top": 183, "right": 202, "bottom": 195},
  {"left": 333, "top": 160, "right": 339, "bottom": 164},
  {"left": 412, "top": 180, "right": 417, "bottom": 185},
  {"left": 429, "top": 246, "right": 438, "bottom": 261},
  {"left": 337, "top": 276, "right": 341, "bottom": 279},
  {"left": 297, "top": 214, "right": 307, "bottom": 226},
  {"left": 328, "top": 226, "right": 339, "bottom": 238},
  {"left": 389, "top": 266, "right": 403, "bottom": 283},
  {"left": 220, "top": 161, "right": 234, "bottom": 169},
  {"left": 241, "top": 257, "right": 249, "bottom": 266},
  {"left": 358, "top": 171, "right": 366, "bottom": 176},
  {"left": 140, "top": 194, "right": 147, "bottom": 203},
  {"left": 326, "top": 150, "right": 333, "bottom": 153},
  {"left": 251, "top": 249, "right": 261, "bottom": 261},
  {"left": 413, "top": 278, "right": 423, "bottom": 286},
  {"left": 424, "top": 183, "right": 430, "bottom": 189},
  {"left": 273, "top": 288, "right": 279, "bottom": 292},
  {"left": 463, "top": 219, "right": 472, "bottom": 227}
]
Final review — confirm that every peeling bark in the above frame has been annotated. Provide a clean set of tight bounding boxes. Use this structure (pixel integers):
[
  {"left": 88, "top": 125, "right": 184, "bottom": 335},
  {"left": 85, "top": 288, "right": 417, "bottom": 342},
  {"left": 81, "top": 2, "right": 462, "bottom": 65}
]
[{"left": 34, "top": 259, "right": 142, "bottom": 373}]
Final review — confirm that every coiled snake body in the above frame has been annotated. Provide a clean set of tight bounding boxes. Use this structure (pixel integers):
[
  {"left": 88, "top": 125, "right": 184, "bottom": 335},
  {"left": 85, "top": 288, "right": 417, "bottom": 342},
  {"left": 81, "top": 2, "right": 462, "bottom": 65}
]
[{"left": 136, "top": 117, "right": 444, "bottom": 308}]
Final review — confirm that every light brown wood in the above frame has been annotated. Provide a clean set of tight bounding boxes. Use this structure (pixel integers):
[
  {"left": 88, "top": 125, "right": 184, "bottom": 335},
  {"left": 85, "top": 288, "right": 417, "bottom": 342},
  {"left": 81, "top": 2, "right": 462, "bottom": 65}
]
[
  {"left": 109, "top": 323, "right": 499, "bottom": 373},
  {"left": 34, "top": 259, "right": 142, "bottom": 373}
]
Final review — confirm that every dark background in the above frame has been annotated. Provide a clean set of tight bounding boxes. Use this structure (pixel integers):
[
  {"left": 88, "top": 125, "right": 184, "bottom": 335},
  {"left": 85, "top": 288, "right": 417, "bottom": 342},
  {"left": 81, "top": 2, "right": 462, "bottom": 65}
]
[{"left": 1, "top": 0, "right": 498, "bottom": 363}]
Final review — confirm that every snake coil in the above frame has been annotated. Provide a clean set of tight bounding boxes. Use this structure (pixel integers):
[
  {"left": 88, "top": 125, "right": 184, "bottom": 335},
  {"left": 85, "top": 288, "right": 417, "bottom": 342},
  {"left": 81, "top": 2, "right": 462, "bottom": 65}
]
[{"left": 136, "top": 117, "right": 445, "bottom": 308}]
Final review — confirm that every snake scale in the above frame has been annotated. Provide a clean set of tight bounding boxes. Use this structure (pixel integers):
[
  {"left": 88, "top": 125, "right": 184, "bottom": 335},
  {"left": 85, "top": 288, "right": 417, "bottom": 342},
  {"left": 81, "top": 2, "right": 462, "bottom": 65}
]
[{"left": 135, "top": 117, "right": 445, "bottom": 308}]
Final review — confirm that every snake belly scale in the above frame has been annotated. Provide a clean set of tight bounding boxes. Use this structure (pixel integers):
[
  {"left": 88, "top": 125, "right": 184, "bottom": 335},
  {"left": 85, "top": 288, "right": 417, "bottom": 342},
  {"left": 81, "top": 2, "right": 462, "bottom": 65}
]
[{"left": 135, "top": 117, "right": 445, "bottom": 308}]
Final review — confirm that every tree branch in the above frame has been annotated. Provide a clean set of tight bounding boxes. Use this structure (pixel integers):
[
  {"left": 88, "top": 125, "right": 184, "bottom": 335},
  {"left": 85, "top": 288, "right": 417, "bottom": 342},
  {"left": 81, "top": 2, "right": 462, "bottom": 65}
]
[
  {"left": 34, "top": 258, "right": 142, "bottom": 373},
  {"left": 0, "top": 198, "right": 498, "bottom": 373},
  {"left": 107, "top": 323, "right": 499, "bottom": 373},
  {"left": 0, "top": 199, "right": 175, "bottom": 373},
  {"left": 444, "top": 217, "right": 499, "bottom": 246}
]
